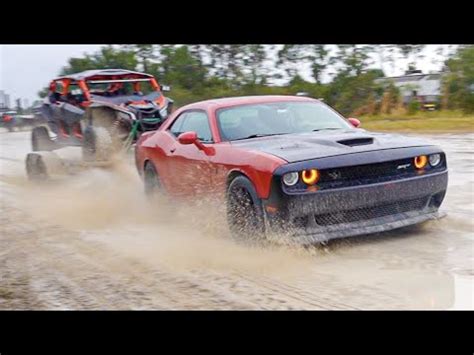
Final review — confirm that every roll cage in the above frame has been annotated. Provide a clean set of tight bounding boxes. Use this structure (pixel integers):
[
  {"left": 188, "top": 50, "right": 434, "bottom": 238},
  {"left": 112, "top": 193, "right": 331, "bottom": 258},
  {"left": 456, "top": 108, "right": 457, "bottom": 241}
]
[{"left": 47, "top": 69, "right": 164, "bottom": 107}]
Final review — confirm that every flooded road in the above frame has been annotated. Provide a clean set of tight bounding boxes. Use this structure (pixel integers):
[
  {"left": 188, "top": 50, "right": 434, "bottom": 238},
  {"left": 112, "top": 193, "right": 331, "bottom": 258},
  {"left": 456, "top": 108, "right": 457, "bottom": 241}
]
[{"left": 0, "top": 130, "right": 473, "bottom": 309}]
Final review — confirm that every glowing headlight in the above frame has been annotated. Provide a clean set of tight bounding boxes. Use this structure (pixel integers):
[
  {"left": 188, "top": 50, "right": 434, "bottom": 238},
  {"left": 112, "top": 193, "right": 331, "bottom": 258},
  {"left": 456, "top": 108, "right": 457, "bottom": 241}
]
[
  {"left": 282, "top": 172, "right": 299, "bottom": 186},
  {"left": 414, "top": 155, "right": 428, "bottom": 169},
  {"left": 429, "top": 154, "right": 441, "bottom": 167},
  {"left": 301, "top": 169, "right": 320, "bottom": 185}
]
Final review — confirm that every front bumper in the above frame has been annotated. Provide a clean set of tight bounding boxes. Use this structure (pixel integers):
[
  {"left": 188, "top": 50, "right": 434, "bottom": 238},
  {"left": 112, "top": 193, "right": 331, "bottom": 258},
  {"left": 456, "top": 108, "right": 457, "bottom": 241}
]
[{"left": 263, "top": 170, "right": 448, "bottom": 245}]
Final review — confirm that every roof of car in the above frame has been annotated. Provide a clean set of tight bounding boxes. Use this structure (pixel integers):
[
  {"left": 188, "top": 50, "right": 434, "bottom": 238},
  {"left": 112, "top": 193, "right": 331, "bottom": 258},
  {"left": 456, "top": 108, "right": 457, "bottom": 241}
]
[
  {"left": 55, "top": 69, "right": 154, "bottom": 82},
  {"left": 182, "top": 95, "right": 319, "bottom": 110}
]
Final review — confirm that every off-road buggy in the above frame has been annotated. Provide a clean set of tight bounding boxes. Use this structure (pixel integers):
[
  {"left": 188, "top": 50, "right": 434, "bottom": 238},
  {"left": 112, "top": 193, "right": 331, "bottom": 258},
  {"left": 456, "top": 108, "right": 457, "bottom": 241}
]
[{"left": 31, "top": 69, "right": 173, "bottom": 161}]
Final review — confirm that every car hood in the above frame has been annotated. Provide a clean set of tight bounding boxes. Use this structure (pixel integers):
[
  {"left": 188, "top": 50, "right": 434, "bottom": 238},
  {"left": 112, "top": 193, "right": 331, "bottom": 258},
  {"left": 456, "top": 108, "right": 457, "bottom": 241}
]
[{"left": 230, "top": 129, "right": 436, "bottom": 163}]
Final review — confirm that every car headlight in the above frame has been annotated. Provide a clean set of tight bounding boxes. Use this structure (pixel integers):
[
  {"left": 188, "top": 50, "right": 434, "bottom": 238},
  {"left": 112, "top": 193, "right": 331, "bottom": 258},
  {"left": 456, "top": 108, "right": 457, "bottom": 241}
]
[
  {"left": 282, "top": 172, "right": 299, "bottom": 186},
  {"left": 414, "top": 155, "right": 428, "bottom": 169},
  {"left": 301, "top": 169, "right": 320, "bottom": 185},
  {"left": 429, "top": 154, "right": 441, "bottom": 167}
]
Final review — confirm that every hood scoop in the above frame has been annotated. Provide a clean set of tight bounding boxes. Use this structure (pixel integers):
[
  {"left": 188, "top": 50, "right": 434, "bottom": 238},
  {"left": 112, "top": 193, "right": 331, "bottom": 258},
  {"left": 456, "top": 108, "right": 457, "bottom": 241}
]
[{"left": 337, "top": 137, "right": 374, "bottom": 147}]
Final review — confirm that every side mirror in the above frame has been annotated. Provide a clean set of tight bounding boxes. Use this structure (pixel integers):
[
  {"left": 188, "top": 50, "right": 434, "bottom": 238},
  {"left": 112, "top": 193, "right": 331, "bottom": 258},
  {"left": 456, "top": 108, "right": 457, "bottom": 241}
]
[
  {"left": 177, "top": 131, "right": 215, "bottom": 156},
  {"left": 348, "top": 117, "right": 361, "bottom": 128},
  {"left": 161, "top": 85, "right": 171, "bottom": 92},
  {"left": 178, "top": 131, "right": 198, "bottom": 145}
]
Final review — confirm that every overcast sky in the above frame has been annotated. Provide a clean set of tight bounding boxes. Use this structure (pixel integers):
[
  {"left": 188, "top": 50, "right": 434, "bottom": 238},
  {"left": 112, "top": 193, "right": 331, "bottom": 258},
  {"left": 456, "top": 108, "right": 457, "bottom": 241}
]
[
  {"left": 0, "top": 45, "right": 454, "bottom": 106},
  {"left": 1, "top": 45, "right": 102, "bottom": 105}
]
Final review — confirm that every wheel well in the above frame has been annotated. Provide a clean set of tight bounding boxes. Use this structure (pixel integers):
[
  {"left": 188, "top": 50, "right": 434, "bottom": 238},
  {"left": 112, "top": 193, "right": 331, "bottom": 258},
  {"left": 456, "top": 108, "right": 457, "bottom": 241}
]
[
  {"left": 226, "top": 170, "right": 250, "bottom": 188},
  {"left": 143, "top": 159, "right": 153, "bottom": 175}
]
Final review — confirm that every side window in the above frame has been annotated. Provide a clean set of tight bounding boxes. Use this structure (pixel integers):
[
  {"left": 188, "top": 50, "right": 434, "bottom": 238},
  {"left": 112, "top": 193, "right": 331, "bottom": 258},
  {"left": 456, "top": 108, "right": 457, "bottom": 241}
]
[
  {"left": 169, "top": 113, "right": 188, "bottom": 137},
  {"left": 180, "top": 111, "right": 213, "bottom": 142},
  {"left": 169, "top": 111, "right": 213, "bottom": 143}
]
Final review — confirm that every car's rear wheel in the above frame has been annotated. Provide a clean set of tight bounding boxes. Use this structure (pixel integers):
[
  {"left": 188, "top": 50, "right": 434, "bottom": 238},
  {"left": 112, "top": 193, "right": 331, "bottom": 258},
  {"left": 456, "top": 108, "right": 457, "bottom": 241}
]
[
  {"left": 226, "top": 175, "right": 266, "bottom": 244},
  {"left": 32, "top": 126, "right": 55, "bottom": 151},
  {"left": 82, "top": 126, "right": 113, "bottom": 162},
  {"left": 144, "top": 162, "right": 162, "bottom": 196}
]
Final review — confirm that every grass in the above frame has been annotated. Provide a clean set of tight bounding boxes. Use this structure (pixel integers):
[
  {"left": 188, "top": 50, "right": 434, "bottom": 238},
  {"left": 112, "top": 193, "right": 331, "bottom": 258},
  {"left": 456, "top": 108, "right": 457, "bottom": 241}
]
[{"left": 359, "top": 110, "right": 474, "bottom": 133}]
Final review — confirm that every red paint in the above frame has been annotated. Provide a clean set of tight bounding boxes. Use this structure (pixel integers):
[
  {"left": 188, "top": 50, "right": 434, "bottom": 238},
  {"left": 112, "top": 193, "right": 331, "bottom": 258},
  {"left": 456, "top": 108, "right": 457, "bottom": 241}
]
[
  {"left": 178, "top": 131, "right": 198, "bottom": 145},
  {"left": 135, "top": 96, "right": 307, "bottom": 200}
]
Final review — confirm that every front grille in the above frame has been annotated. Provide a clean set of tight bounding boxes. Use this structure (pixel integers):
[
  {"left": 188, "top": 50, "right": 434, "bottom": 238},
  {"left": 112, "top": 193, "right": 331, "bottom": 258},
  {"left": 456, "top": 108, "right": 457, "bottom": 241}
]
[
  {"left": 319, "top": 158, "right": 416, "bottom": 187},
  {"left": 282, "top": 154, "right": 446, "bottom": 194},
  {"left": 314, "top": 196, "right": 430, "bottom": 226}
]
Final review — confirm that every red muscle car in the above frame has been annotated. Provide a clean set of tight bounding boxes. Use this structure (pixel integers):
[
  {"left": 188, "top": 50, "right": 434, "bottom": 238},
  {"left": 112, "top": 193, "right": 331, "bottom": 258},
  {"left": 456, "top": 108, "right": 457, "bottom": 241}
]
[{"left": 135, "top": 95, "right": 448, "bottom": 245}]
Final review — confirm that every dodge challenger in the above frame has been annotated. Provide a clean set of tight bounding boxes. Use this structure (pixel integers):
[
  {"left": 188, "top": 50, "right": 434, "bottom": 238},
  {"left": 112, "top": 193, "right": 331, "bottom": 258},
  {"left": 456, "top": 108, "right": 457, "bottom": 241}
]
[{"left": 135, "top": 95, "right": 448, "bottom": 245}]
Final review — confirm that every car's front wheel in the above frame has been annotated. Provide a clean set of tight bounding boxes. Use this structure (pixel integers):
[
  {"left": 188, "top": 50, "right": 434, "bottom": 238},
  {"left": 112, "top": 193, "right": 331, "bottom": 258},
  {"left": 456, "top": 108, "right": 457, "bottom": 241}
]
[
  {"left": 226, "top": 175, "right": 266, "bottom": 244},
  {"left": 82, "top": 126, "right": 113, "bottom": 162}
]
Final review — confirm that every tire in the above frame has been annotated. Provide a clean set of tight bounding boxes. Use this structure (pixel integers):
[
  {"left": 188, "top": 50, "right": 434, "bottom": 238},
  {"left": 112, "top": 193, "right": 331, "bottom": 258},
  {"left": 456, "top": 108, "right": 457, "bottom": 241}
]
[
  {"left": 32, "top": 126, "right": 54, "bottom": 151},
  {"left": 144, "top": 162, "right": 162, "bottom": 196},
  {"left": 82, "top": 126, "right": 113, "bottom": 162},
  {"left": 226, "top": 175, "right": 266, "bottom": 243},
  {"left": 25, "top": 153, "right": 48, "bottom": 181}
]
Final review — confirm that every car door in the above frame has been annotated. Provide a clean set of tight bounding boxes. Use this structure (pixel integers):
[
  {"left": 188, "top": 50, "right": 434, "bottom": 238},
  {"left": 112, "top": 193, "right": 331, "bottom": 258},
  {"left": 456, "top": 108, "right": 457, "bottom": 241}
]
[{"left": 164, "top": 110, "right": 214, "bottom": 197}]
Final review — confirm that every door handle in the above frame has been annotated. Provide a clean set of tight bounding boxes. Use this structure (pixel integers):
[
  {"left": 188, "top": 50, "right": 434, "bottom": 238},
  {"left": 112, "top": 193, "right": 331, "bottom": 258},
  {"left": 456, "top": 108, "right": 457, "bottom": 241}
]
[{"left": 170, "top": 148, "right": 176, "bottom": 153}]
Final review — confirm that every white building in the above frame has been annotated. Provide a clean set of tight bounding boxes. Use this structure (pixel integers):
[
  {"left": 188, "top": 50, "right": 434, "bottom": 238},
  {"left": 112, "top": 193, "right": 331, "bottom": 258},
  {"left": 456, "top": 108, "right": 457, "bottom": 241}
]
[
  {"left": 375, "top": 70, "right": 442, "bottom": 105},
  {"left": 0, "top": 90, "right": 11, "bottom": 109}
]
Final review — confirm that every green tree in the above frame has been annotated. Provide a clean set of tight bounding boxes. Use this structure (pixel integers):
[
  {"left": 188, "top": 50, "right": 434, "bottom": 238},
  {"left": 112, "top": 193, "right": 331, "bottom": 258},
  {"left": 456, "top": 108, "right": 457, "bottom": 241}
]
[
  {"left": 276, "top": 45, "right": 331, "bottom": 84},
  {"left": 160, "top": 46, "right": 207, "bottom": 91},
  {"left": 325, "top": 68, "right": 383, "bottom": 116},
  {"left": 206, "top": 45, "right": 247, "bottom": 84},
  {"left": 443, "top": 45, "right": 474, "bottom": 113},
  {"left": 60, "top": 46, "right": 138, "bottom": 75},
  {"left": 240, "top": 45, "right": 268, "bottom": 85},
  {"left": 126, "top": 45, "right": 157, "bottom": 72},
  {"left": 334, "top": 45, "right": 374, "bottom": 77},
  {"left": 396, "top": 45, "right": 425, "bottom": 71}
]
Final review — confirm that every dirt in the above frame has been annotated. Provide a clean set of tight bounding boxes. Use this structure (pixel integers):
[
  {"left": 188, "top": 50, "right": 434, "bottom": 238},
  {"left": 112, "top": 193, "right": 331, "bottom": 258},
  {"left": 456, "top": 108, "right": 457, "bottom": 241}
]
[{"left": 0, "top": 130, "right": 473, "bottom": 309}]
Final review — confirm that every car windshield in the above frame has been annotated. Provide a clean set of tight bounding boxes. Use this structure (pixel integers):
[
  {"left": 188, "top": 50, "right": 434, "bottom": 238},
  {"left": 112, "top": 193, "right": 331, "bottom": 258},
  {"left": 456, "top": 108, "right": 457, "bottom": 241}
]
[{"left": 217, "top": 101, "right": 352, "bottom": 141}]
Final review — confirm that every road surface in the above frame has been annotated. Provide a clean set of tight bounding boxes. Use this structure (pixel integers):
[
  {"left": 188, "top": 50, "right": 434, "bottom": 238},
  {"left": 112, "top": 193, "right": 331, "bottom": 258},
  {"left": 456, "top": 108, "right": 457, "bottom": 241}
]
[{"left": 0, "top": 130, "right": 472, "bottom": 309}]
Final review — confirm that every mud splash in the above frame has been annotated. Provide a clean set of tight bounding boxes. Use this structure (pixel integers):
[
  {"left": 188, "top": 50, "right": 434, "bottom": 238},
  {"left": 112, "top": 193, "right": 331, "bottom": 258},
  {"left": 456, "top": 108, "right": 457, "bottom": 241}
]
[
  {"left": 1, "top": 131, "right": 473, "bottom": 309},
  {"left": 5, "top": 149, "right": 316, "bottom": 279}
]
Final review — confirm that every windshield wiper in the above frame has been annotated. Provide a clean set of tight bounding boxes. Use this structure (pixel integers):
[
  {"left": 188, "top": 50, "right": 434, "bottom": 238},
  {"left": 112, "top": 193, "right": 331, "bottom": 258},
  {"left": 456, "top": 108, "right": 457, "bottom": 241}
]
[{"left": 232, "top": 133, "right": 288, "bottom": 141}]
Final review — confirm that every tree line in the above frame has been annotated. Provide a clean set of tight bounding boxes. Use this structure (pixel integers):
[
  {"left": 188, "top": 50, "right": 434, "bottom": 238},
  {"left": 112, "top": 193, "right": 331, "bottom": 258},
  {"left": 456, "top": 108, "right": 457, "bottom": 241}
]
[{"left": 40, "top": 45, "right": 474, "bottom": 115}]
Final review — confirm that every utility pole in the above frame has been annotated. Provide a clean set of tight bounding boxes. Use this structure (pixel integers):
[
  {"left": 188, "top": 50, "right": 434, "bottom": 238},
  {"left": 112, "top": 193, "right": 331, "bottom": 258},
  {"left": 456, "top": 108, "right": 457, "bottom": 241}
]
[{"left": 16, "top": 98, "right": 23, "bottom": 114}]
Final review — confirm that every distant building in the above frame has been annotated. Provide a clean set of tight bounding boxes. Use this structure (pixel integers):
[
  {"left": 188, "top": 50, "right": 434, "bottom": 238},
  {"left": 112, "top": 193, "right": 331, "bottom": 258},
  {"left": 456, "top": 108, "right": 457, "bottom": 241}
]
[
  {"left": 375, "top": 70, "right": 443, "bottom": 110},
  {"left": 0, "top": 90, "right": 11, "bottom": 109}
]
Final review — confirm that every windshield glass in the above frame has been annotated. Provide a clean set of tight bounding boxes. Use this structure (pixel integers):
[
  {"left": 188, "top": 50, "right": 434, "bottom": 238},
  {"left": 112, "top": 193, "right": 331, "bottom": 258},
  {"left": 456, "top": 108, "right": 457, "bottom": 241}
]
[{"left": 217, "top": 101, "right": 352, "bottom": 141}]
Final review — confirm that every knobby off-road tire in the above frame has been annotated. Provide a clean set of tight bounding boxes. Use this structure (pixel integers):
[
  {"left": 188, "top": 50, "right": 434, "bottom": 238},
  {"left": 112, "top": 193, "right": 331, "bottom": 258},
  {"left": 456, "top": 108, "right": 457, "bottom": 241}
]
[
  {"left": 25, "top": 153, "right": 48, "bottom": 181},
  {"left": 82, "top": 126, "right": 113, "bottom": 162},
  {"left": 31, "top": 126, "right": 55, "bottom": 151},
  {"left": 25, "top": 152, "right": 65, "bottom": 181}
]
